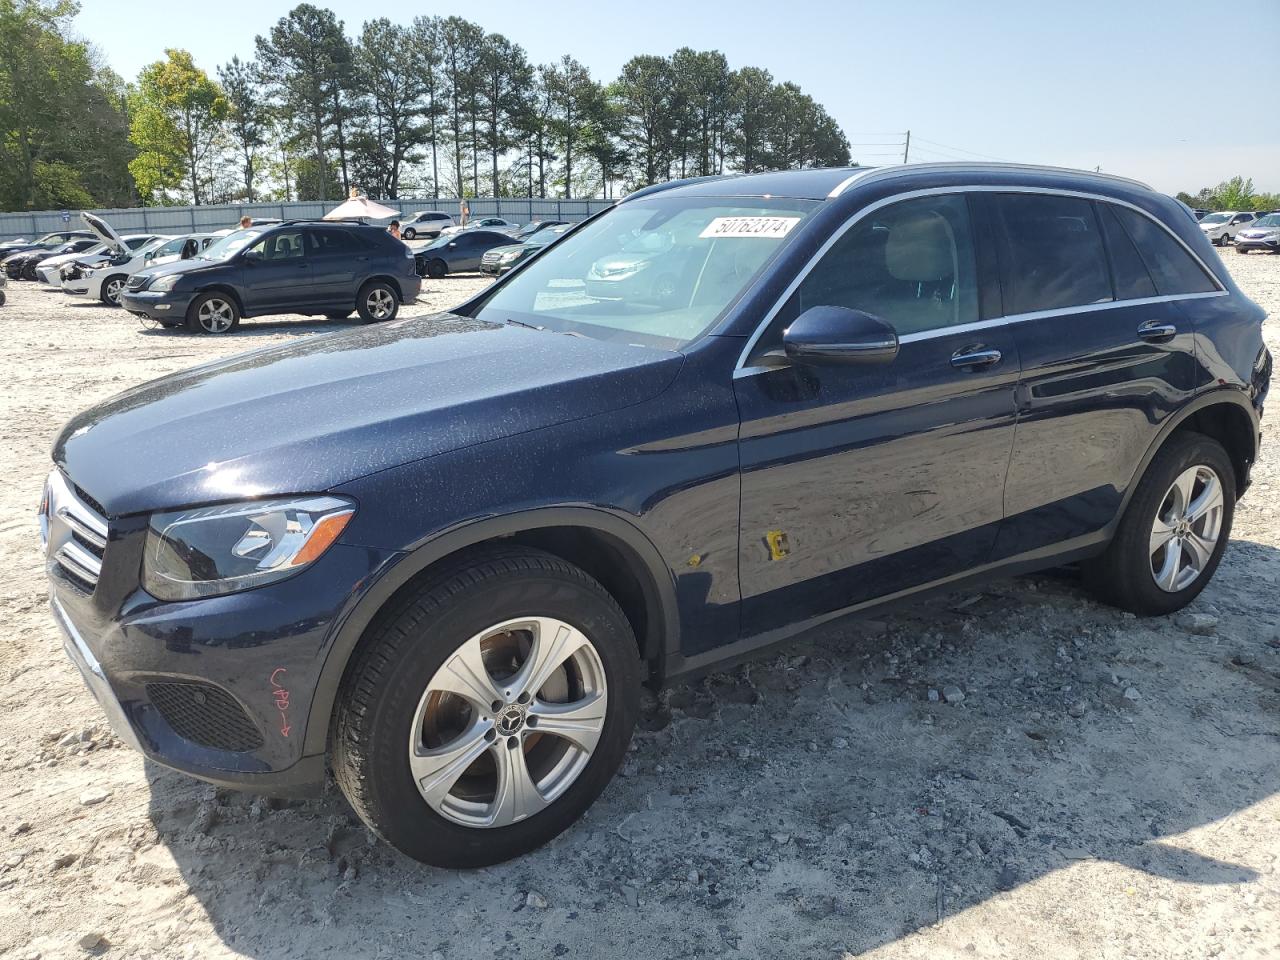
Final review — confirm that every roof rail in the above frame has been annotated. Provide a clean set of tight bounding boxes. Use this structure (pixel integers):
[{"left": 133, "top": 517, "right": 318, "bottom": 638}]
[{"left": 827, "top": 162, "right": 1152, "bottom": 197}]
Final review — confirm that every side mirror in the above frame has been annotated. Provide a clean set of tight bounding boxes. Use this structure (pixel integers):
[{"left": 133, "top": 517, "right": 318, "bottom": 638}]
[
  {"left": 242, "top": 249, "right": 262, "bottom": 263},
  {"left": 781, "top": 305, "right": 899, "bottom": 365},
  {"left": 144, "top": 252, "right": 153, "bottom": 261}
]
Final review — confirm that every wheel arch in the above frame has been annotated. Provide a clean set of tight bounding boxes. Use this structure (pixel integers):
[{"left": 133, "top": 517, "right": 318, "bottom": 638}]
[
  {"left": 1116, "top": 391, "right": 1260, "bottom": 529},
  {"left": 361, "top": 274, "right": 403, "bottom": 301},
  {"left": 302, "top": 507, "right": 680, "bottom": 757}
]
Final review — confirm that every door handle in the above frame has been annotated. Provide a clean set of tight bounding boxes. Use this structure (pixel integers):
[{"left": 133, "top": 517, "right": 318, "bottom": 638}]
[
  {"left": 950, "top": 347, "right": 1002, "bottom": 370},
  {"left": 1137, "top": 319, "right": 1177, "bottom": 342}
]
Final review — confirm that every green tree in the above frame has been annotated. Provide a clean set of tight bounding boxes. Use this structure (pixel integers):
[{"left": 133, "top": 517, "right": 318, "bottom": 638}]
[
  {"left": 612, "top": 55, "right": 677, "bottom": 188},
  {"left": 436, "top": 16, "right": 484, "bottom": 196},
  {"left": 256, "top": 4, "right": 350, "bottom": 200},
  {"left": 409, "top": 16, "right": 447, "bottom": 197},
  {"left": 545, "top": 55, "right": 596, "bottom": 197},
  {"left": 129, "top": 49, "right": 227, "bottom": 204},
  {"left": 217, "top": 57, "right": 268, "bottom": 201},
  {"left": 352, "top": 18, "right": 425, "bottom": 198},
  {"left": 0, "top": 0, "right": 128, "bottom": 209},
  {"left": 477, "top": 33, "right": 532, "bottom": 197},
  {"left": 725, "top": 66, "right": 773, "bottom": 174}
]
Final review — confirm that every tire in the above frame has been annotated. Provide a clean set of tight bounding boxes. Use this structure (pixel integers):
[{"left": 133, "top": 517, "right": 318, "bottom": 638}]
[
  {"left": 426, "top": 258, "right": 448, "bottom": 279},
  {"left": 22, "top": 262, "right": 38, "bottom": 281},
  {"left": 1236, "top": 246, "right": 1248, "bottom": 255},
  {"left": 0, "top": 289, "right": 6, "bottom": 306},
  {"left": 403, "top": 227, "right": 417, "bottom": 240},
  {"left": 333, "top": 547, "right": 641, "bottom": 867},
  {"left": 185, "top": 292, "right": 240, "bottom": 334},
  {"left": 1085, "top": 431, "right": 1234, "bottom": 616},
  {"left": 1222, "top": 234, "right": 1232, "bottom": 246},
  {"left": 356, "top": 281, "right": 399, "bottom": 323},
  {"left": 99, "top": 274, "right": 127, "bottom": 306}
]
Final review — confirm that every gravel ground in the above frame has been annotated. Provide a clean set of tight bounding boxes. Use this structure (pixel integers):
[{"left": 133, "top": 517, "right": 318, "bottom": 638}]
[{"left": 0, "top": 257, "right": 1277, "bottom": 960}]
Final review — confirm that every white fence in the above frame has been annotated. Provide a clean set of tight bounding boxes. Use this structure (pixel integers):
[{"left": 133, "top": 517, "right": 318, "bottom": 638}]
[{"left": 0, "top": 197, "right": 616, "bottom": 242}]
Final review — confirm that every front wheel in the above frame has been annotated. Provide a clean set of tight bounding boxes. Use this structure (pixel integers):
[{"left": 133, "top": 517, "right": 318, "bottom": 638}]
[
  {"left": 403, "top": 227, "right": 417, "bottom": 240},
  {"left": 186, "top": 292, "right": 240, "bottom": 334},
  {"left": 100, "top": 274, "right": 127, "bottom": 306},
  {"left": 1085, "top": 432, "right": 1234, "bottom": 615},
  {"left": 22, "top": 262, "right": 38, "bottom": 281},
  {"left": 356, "top": 281, "right": 399, "bottom": 323},
  {"left": 333, "top": 547, "right": 640, "bottom": 867},
  {"left": 426, "top": 258, "right": 448, "bottom": 279}
]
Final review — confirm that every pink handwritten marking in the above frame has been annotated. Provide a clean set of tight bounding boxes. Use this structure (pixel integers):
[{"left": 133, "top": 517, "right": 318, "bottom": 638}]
[{"left": 269, "top": 668, "right": 292, "bottom": 738}]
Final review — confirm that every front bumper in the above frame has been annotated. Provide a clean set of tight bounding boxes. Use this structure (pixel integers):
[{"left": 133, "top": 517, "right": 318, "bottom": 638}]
[
  {"left": 47, "top": 526, "right": 400, "bottom": 795},
  {"left": 1235, "top": 237, "right": 1280, "bottom": 252},
  {"left": 120, "top": 289, "right": 197, "bottom": 321}
]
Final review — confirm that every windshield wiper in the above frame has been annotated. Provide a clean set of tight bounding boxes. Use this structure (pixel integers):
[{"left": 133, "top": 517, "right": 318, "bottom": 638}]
[{"left": 503, "top": 318, "right": 545, "bottom": 332}]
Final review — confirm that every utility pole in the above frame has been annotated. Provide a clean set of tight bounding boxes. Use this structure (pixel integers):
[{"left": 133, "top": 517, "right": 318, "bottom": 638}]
[{"left": 903, "top": 130, "right": 911, "bottom": 164}]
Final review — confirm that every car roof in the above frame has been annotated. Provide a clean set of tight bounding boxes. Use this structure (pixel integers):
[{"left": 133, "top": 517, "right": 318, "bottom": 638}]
[{"left": 629, "top": 162, "right": 1154, "bottom": 203}]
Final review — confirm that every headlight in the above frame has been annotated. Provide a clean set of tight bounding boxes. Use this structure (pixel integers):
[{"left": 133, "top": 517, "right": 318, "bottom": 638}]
[
  {"left": 149, "top": 274, "right": 180, "bottom": 292},
  {"left": 143, "top": 495, "right": 355, "bottom": 601},
  {"left": 498, "top": 249, "right": 522, "bottom": 262}
]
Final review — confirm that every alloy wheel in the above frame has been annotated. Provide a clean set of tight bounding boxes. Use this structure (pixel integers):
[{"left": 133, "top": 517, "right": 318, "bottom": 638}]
[
  {"left": 197, "top": 297, "right": 235, "bottom": 333},
  {"left": 408, "top": 616, "right": 607, "bottom": 829},
  {"left": 1149, "top": 464, "right": 1224, "bottom": 592},
  {"left": 105, "top": 278, "right": 124, "bottom": 304},
  {"left": 366, "top": 288, "right": 396, "bottom": 320}
]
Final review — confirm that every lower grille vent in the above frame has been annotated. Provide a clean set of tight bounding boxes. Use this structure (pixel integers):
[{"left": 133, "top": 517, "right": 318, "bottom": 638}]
[{"left": 146, "top": 681, "right": 264, "bottom": 752}]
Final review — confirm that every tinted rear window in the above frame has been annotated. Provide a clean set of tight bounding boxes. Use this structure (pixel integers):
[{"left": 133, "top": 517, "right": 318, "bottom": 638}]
[
  {"left": 1112, "top": 207, "right": 1218, "bottom": 295},
  {"left": 1098, "top": 204, "right": 1157, "bottom": 300},
  {"left": 995, "top": 194, "right": 1112, "bottom": 314}
]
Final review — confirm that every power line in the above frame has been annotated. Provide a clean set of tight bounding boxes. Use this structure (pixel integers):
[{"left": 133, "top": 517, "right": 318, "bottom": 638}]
[{"left": 912, "top": 136, "right": 1011, "bottom": 163}]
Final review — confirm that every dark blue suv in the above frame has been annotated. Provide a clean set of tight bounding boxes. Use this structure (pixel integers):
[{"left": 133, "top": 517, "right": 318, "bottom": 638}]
[
  {"left": 42, "top": 164, "right": 1269, "bottom": 867},
  {"left": 120, "top": 220, "right": 422, "bottom": 333}
]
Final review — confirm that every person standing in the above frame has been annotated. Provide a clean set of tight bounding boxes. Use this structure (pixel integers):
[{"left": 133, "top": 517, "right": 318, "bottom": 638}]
[
  {"left": 388, "top": 220, "right": 402, "bottom": 240},
  {"left": 459, "top": 200, "right": 470, "bottom": 227},
  {"left": 238, "top": 216, "right": 252, "bottom": 229}
]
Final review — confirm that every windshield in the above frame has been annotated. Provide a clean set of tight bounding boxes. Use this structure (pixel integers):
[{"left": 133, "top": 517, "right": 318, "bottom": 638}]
[
  {"left": 37, "top": 234, "right": 69, "bottom": 248},
  {"left": 199, "top": 227, "right": 264, "bottom": 261},
  {"left": 1201, "top": 213, "right": 1230, "bottom": 225},
  {"left": 527, "top": 226, "right": 571, "bottom": 246},
  {"left": 474, "top": 196, "right": 816, "bottom": 349},
  {"left": 1252, "top": 214, "right": 1280, "bottom": 228}
]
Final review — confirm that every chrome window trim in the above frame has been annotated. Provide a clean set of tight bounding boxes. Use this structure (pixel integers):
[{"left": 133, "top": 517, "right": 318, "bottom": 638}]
[{"left": 734, "top": 184, "right": 1226, "bottom": 378}]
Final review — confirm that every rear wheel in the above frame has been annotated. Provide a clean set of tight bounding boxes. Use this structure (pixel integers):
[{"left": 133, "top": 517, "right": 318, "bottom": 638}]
[
  {"left": 186, "top": 292, "right": 240, "bottom": 334},
  {"left": 426, "top": 258, "right": 448, "bottom": 279},
  {"left": 100, "top": 274, "right": 127, "bottom": 306},
  {"left": 333, "top": 547, "right": 640, "bottom": 867},
  {"left": 1085, "top": 432, "right": 1234, "bottom": 615},
  {"left": 356, "top": 281, "right": 399, "bottom": 323}
]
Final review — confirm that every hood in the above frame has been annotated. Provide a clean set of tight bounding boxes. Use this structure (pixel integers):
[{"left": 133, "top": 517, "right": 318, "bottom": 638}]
[
  {"left": 81, "top": 211, "right": 127, "bottom": 253},
  {"left": 132, "top": 256, "right": 216, "bottom": 285},
  {"left": 40, "top": 246, "right": 106, "bottom": 270},
  {"left": 53, "top": 313, "right": 683, "bottom": 516}
]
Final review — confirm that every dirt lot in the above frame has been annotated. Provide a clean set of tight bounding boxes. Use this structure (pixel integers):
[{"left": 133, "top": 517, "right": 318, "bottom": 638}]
[{"left": 0, "top": 257, "right": 1277, "bottom": 960}]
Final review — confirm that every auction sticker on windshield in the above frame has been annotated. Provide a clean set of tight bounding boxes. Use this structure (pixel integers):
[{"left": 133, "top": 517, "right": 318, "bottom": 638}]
[{"left": 699, "top": 216, "right": 801, "bottom": 239}]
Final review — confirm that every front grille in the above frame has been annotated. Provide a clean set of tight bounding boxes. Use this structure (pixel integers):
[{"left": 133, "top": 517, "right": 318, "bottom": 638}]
[
  {"left": 146, "top": 681, "right": 265, "bottom": 752},
  {"left": 43, "top": 470, "right": 107, "bottom": 591}
]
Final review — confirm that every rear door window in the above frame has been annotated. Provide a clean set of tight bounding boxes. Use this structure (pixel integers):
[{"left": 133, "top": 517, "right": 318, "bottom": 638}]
[
  {"left": 1098, "top": 204, "right": 1157, "bottom": 300},
  {"left": 994, "top": 194, "right": 1112, "bottom": 314},
  {"left": 1112, "top": 207, "right": 1218, "bottom": 295}
]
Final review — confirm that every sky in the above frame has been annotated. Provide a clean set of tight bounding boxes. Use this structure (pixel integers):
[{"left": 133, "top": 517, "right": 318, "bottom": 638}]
[{"left": 71, "top": 0, "right": 1280, "bottom": 195}]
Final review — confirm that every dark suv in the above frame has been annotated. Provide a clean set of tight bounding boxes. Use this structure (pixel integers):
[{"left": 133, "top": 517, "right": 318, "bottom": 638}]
[
  {"left": 120, "top": 220, "right": 421, "bottom": 333},
  {"left": 43, "top": 164, "right": 1269, "bottom": 867}
]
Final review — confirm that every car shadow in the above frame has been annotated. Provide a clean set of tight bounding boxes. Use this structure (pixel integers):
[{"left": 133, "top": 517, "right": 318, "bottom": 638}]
[
  {"left": 144, "top": 538, "right": 1280, "bottom": 957},
  {"left": 135, "top": 317, "right": 364, "bottom": 338}
]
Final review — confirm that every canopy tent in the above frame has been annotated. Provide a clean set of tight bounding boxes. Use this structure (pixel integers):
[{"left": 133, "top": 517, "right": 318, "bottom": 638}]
[{"left": 323, "top": 191, "right": 400, "bottom": 222}]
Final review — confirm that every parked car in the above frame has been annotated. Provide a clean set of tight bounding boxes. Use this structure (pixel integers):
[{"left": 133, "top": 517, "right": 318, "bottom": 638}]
[
  {"left": 41, "top": 235, "right": 164, "bottom": 287},
  {"left": 2, "top": 237, "right": 98, "bottom": 280},
  {"left": 41, "top": 164, "right": 1269, "bottom": 868},
  {"left": 1233, "top": 212, "right": 1280, "bottom": 254},
  {"left": 0, "top": 230, "right": 95, "bottom": 258},
  {"left": 1198, "top": 210, "right": 1256, "bottom": 245},
  {"left": 479, "top": 223, "right": 572, "bottom": 276},
  {"left": 513, "top": 219, "right": 569, "bottom": 240},
  {"left": 416, "top": 229, "right": 518, "bottom": 277},
  {"left": 1192, "top": 208, "right": 1211, "bottom": 220},
  {"left": 439, "top": 216, "right": 516, "bottom": 237},
  {"left": 120, "top": 220, "right": 422, "bottom": 333},
  {"left": 400, "top": 211, "right": 455, "bottom": 240}
]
